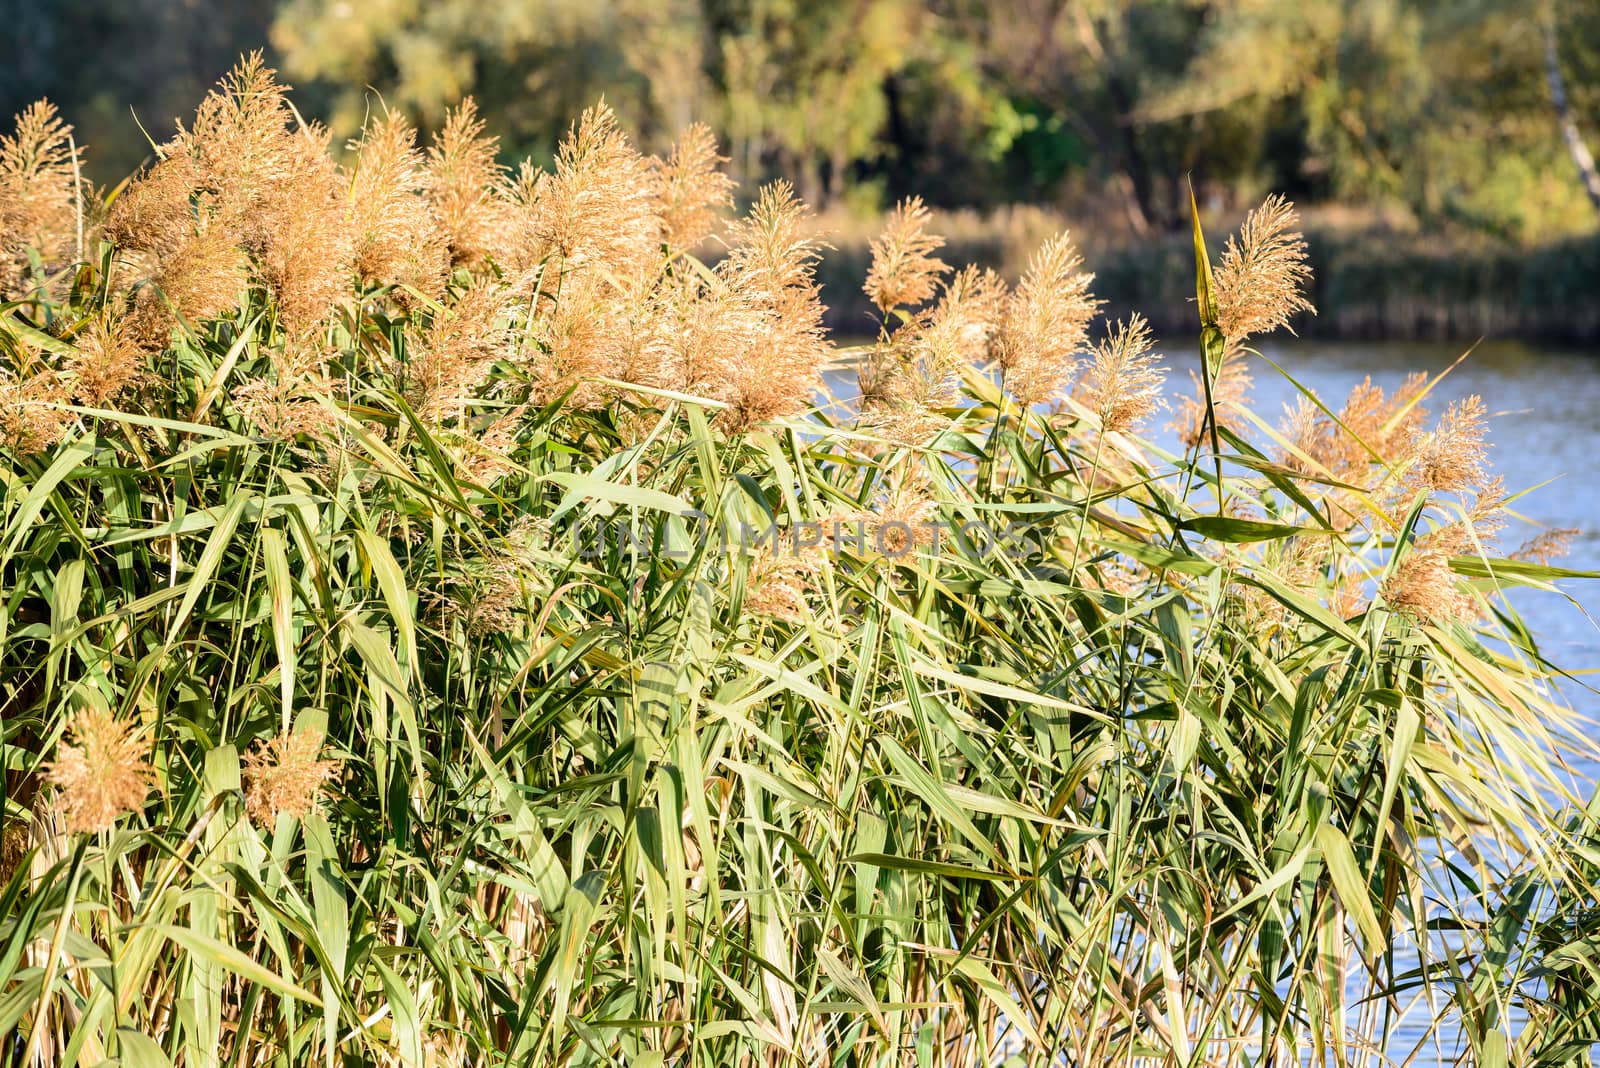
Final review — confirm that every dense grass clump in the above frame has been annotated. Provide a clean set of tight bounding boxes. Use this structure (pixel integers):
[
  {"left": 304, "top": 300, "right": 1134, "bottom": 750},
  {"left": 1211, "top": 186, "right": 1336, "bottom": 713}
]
[{"left": 3, "top": 55, "right": 1599, "bottom": 1067}]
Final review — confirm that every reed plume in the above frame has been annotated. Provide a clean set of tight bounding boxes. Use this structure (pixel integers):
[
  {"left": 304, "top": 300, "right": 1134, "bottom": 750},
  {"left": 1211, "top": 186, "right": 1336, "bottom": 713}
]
[
  {"left": 1383, "top": 480, "right": 1505, "bottom": 624},
  {"left": 994, "top": 232, "right": 1100, "bottom": 407},
  {"left": 531, "top": 103, "right": 661, "bottom": 280},
  {"left": 110, "top": 54, "right": 351, "bottom": 336},
  {"left": 863, "top": 196, "right": 950, "bottom": 314},
  {"left": 346, "top": 110, "right": 449, "bottom": 295},
  {"left": 408, "top": 281, "right": 513, "bottom": 418},
  {"left": 1513, "top": 527, "right": 1579, "bottom": 564},
  {"left": 711, "top": 181, "right": 832, "bottom": 430},
  {"left": 45, "top": 709, "right": 155, "bottom": 835},
  {"left": 1214, "top": 194, "right": 1314, "bottom": 343},
  {"left": 0, "top": 100, "right": 84, "bottom": 299},
  {"left": 243, "top": 729, "right": 339, "bottom": 825},
  {"left": 253, "top": 120, "right": 353, "bottom": 330},
  {"left": 426, "top": 99, "right": 510, "bottom": 270},
  {"left": 653, "top": 122, "right": 735, "bottom": 251},
  {"left": 743, "top": 541, "right": 822, "bottom": 622},
  {"left": 0, "top": 361, "right": 72, "bottom": 453},
  {"left": 1078, "top": 315, "right": 1166, "bottom": 435},
  {"left": 103, "top": 150, "right": 203, "bottom": 261},
  {"left": 128, "top": 224, "right": 248, "bottom": 342},
  {"left": 171, "top": 52, "right": 294, "bottom": 221},
  {"left": 1278, "top": 373, "right": 1430, "bottom": 528},
  {"left": 1382, "top": 533, "right": 1475, "bottom": 625},
  {"left": 859, "top": 265, "right": 1003, "bottom": 443},
  {"left": 66, "top": 313, "right": 144, "bottom": 407},
  {"left": 1404, "top": 395, "right": 1490, "bottom": 496}
]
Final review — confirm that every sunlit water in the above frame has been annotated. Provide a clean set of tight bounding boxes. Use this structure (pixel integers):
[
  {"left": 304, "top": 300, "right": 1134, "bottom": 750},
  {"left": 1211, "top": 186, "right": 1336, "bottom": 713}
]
[{"left": 828, "top": 338, "right": 1600, "bottom": 1061}]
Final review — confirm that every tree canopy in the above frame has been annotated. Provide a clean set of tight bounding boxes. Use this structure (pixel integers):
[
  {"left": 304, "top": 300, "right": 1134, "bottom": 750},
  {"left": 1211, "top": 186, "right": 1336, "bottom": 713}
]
[{"left": 3, "top": 0, "right": 1596, "bottom": 241}]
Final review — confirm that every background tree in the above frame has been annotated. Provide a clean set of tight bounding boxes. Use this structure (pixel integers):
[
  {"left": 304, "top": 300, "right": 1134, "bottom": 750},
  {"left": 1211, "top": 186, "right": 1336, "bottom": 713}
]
[{"left": 2, "top": 0, "right": 1596, "bottom": 242}]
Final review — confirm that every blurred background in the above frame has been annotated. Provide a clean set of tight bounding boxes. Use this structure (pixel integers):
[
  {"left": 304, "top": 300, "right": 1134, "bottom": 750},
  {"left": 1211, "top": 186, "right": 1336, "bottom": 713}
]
[{"left": 2, "top": 0, "right": 1599, "bottom": 340}]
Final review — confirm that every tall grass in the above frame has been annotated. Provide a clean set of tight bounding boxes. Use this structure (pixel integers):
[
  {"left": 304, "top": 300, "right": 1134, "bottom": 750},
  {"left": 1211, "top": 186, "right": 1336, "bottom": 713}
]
[{"left": 3, "top": 55, "right": 1599, "bottom": 1067}]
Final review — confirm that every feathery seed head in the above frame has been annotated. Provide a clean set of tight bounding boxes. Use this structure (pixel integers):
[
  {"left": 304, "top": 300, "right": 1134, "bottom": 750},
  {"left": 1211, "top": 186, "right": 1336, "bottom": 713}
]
[
  {"left": 1405, "top": 395, "right": 1489, "bottom": 495},
  {"left": 126, "top": 223, "right": 248, "bottom": 342},
  {"left": 653, "top": 123, "right": 735, "bottom": 251},
  {"left": 174, "top": 52, "right": 293, "bottom": 211},
  {"left": 1513, "top": 527, "right": 1579, "bottom": 565},
  {"left": 1382, "top": 533, "right": 1477, "bottom": 626},
  {"left": 994, "top": 232, "right": 1099, "bottom": 407},
  {"left": 409, "top": 281, "right": 513, "bottom": 418},
  {"left": 426, "top": 99, "right": 511, "bottom": 270},
  {"left": 0, "top": 362, "right": 72, "bottom": 453},
  {"left": 104, "top": 155, "right": 202, "bottom": 259},
  {"left": 46, "top": 709, "right": 155, "bottom": 835},
  {"left": 858, "top": 265, "right": 1003, "bottom": 443},
  {"left": 0, "top": 99, "right": 85, "bottom": 299},
  {"left": 744, "top": 541, "right": 822, "bottom": 622},
  {"left": 67, "top": 314, "right": 145, "bottom": 407},
  {"left": 254, "top": 122, "right": 353, "bottom": 330},
  {"left": 864, "top": 196, "right": 950, "bottom": 314},
  {"left": 243, "top": 729, "right": 338, "bottom": 825},
  {"left": 347, "top": 110, "right": 449, "bottom": 295},
  {"left": 712, "top": 181, "right": 832, "bottom": 431},
  {"left": 529, "top": 102, "right": 661, "bottom": 279},
  {"left": 1214, "top": 195, "right": 1313, "bottom": 343},
  {"left": 1079, "top": 315, "right": 1165, "bottom": 434}
]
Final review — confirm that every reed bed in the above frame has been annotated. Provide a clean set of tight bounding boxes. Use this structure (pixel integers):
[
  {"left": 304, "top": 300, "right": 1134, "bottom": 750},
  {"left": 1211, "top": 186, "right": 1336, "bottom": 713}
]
[{"left": 2, "top": 56, "right": 1599, "bottom": 1067}]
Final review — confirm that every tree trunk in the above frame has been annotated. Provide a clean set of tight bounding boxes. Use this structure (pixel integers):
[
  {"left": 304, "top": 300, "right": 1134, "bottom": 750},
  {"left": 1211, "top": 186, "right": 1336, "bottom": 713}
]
[{"left": 1543, "top": 15, "right": 1600, "bottom": 217}]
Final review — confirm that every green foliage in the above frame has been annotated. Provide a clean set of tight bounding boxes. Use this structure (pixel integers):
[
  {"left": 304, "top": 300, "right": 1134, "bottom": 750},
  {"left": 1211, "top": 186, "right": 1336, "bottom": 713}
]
[{"left": 7, "top": 0, "right": 1599, "bottom": 241}]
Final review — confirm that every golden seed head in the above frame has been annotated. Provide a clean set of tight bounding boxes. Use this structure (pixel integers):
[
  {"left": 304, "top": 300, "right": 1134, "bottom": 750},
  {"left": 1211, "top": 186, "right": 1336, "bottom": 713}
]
[
  {"left": 653, "top": 122, "right": 735, "bottom": 251},
  {"left": 251, "top": 121, "right": 354, "bottom": 332},
  {"left": 994, "top": 232, "right": 1100, "bottom": 407},
  {"left": 127, "top": 223, "right": 249, "bottom": 343},
  {"left": 1512, "top": 527, "right": 1579, "bottom": 565},
  {"left": 66, "top": 314, "right": 145, "bottom": 408},
  {"left": 711, "top": 181, "right": 833, "bottom": 431},
  {"left": 863, "top": 196, "right": 950, "bottom": 314},
  {"left": 46, "top": 709, "right": 156, "bottom": 835},
  {"left": 0, "top": 361, "right": 73, "bottom": 454},
  {"left": 426, "top": 98, "right": 511, "bottom": 271},
  {"left": 1405, "top": 395, "right": 1490, "bottom": 495},
  {"left": 243, "top": 729, "right": 339, "bottom": 825},
  {"left": 0, "top": 99, "right": 85, "bottom": 299},
  {"left": 1079, "top": 314, "right": 1166, "bottom": 435},
  {"left": 858, "top": 267, "right": 1002, "bottom": 444},
  {"left": 1214, "top": 195, "right": 1314, "bottom": 343},
  {"left": 527, "top": 101, "right": 661, "bottom": 280},
  {"left": 347, "top": 109, "right": 450, "bottom": 297},
  {"left": 1382, "top": 534, "right": 1477, "bottom": 626},
  {"left": 408, "top": 281, "right": 513, "bottom": 418},
  {"left": 744, "top": 541, "right": 822, "bottom": 622}
]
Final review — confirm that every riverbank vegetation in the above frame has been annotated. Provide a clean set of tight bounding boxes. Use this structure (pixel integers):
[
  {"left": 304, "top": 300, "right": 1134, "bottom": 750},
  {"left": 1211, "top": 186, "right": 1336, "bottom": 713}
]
[{"left": 3, "top": 59, "right": 1600, "bottom": 1066}]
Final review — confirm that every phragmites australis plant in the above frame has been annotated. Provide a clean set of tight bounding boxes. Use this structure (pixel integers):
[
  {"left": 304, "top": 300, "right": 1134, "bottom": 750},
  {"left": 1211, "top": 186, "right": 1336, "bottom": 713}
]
[{"left": 2, "top": 54, "right": 1599, "bottom": 1068}]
